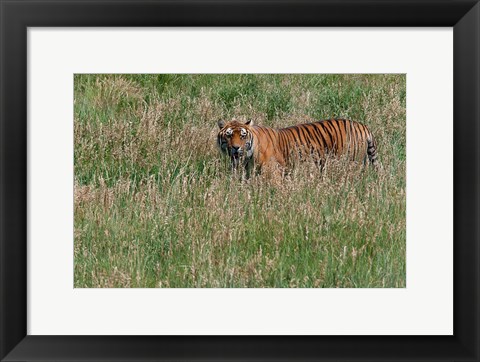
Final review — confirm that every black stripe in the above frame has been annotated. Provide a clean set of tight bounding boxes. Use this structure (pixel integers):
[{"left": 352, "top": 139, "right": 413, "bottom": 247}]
[
  {"left": 350, "top": 121, "right": 360, "bottom": 157},
  {"left": 307, "top": 125, "right": 323, "bottom": 149},
  {"left": 339, "top": 119, "right": 348, "bottom": 148},
  {"left": 278, "top": 130, "right": 286, "bottom": 156},
  {"left": 287, "top": 128, "right": 302, "bottom": 159},
  {"left": 312, "top": 125, "right": 327, "bottom": 150},
  {"left": 298, "top": 125, "right": 312, "bottom": 145},
  {"left": 290, "top": 126, "right": 303, "bottom": 146},
  {"left": 268, "top": 128, "right": 279, "bottom": 150},
  {"left": 301, "top": 125, "right": 317, "bottom": 156},
  {"left": 280, "top": 131, "right": 289, "bottom": 160},
  {"left": 330, "top": 119, "right": 342, "bottom": 148},
  {"left": 315, "top": 123, "right": 331, "bottom": 147},
  {"left": 322, "top": 121, "right": 336, "bottom": 150},
  {"left": 259, "top": 127, "right": 269, "bottom": 143},
  {"left": 345, "top": 120, "right": 354, "bottom": 155},
  {"left": 328, "top": 119, "right": 342, "bottom": 150},
  {"left": 263, "top": 127, "right": 276, "bottom": 146}
]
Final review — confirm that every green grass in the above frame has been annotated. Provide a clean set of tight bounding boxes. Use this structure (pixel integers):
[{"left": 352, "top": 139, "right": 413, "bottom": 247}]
[{"left": 74, "top": 74, "right": 406, "bottom": 288}]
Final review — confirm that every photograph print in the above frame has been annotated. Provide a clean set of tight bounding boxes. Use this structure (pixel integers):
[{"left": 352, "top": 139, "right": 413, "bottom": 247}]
[{"left": 74, "top": 74, "right": 406, "bottom": 288}]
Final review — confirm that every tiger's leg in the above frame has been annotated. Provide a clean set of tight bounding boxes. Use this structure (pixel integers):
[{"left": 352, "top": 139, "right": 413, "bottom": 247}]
[
  {"left": 259, "top": 157, "right": 286, "bottom": 180},
  {"left": 361, "top": 144, "right": 378, "bottom": 171},
  {"left": 243, "top": 158, "right": 256, "bottom": 179},
  {"left": 362, "top": 138, "right": 378, "bottom": 169},
  {"left": 367, "top": 137, "right": 378, "bottom": 167}
]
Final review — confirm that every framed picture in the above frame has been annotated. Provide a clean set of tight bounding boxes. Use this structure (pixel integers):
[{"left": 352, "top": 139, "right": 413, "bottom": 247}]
[{"left": 1, "top": 0, "right": 479, "bottom": 361}]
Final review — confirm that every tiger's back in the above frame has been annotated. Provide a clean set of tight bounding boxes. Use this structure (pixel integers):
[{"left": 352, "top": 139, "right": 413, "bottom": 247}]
[{"left": 275, "top": 118, "right": 377, "bottom": 166}]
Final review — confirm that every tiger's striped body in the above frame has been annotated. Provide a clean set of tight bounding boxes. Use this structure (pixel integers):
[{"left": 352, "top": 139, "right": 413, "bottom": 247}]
[{"left": 217, "top": 118, "right": 377, "bottom": 172}]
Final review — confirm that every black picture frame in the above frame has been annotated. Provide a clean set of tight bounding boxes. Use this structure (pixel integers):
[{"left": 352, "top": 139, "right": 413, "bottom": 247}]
[{"left": 1, "top": 1, "right": 479, "bottom": 361}]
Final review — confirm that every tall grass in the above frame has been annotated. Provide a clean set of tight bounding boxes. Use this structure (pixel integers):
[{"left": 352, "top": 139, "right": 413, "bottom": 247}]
[{"left": 74, "top": 74, "right": 406, "bottom": 288}]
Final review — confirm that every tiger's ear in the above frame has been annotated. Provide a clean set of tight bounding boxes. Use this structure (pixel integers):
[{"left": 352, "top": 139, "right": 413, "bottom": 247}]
[
  {"left": 245, "top": 119, "right": 253, "bottom": 126},
  {"left": 217, "top": 120, "right": 225, "bottom": 129}
]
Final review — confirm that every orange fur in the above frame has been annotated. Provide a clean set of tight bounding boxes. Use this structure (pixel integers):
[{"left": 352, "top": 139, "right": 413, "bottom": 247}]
[{"left": 217, "top": 118, "right": 377, "bottom": 173}]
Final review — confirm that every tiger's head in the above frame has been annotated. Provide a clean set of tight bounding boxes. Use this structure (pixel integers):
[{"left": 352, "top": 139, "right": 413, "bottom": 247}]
[{"left": 217, "top": 119, "right": 254, "bottom": 169}]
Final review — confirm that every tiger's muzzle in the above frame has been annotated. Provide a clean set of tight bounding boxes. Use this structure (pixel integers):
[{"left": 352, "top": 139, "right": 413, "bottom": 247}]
[{"left": 229, "top": 146, "right": 244, "bottom": 168}]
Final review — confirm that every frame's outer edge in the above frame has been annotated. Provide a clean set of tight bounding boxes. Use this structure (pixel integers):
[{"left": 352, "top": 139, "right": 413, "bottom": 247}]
[
  {"left": 0, "top": 0, "right": 27, "bottom": 361},
  {"left": 0, "top": 0, "right": 3, "bottom": 358},
  {"left": 0, "top": 1, "right": 3, "bottom": 359},
  {"left": 0, "top": 0, "right": 479, "bottom": 361},
  {"left": 454, "top": 2, "right": 480, "bottom": 360},
  {"left": 0, "top": 0, "right": 477, "bottom": 27}
]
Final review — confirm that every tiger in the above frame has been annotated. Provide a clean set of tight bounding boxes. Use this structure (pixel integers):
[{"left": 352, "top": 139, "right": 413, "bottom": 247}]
[{"left": 217, "top": 118, "right": 377, "bottom": 173}]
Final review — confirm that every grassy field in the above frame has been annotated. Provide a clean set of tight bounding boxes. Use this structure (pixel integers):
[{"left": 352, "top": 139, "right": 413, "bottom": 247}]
[{"left": 74, "top": 74, "right": 406, "bottom": 288}]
